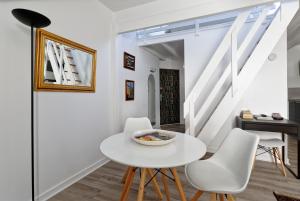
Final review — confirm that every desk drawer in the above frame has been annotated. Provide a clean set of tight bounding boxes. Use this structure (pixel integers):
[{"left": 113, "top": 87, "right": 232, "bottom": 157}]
[{"left": 244, "top": 123, "right": 298, "bottom": 136}]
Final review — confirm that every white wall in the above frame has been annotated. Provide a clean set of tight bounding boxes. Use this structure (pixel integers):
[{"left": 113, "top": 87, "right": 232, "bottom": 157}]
[
  {"left": 288, "top": 44, "right": 300, "bottom": 88},
  {"left": 115, "top": 33, "right": 160, "bottom": 131},
  {"left": 0, "top": 0, "right": 114, "bottom": 200}
]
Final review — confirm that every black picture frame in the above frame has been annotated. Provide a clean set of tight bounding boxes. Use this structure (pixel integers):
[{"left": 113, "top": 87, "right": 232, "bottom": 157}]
[
  {"left": 124, "top": 52, "right": 135, "bottom": 71},
  {"left": 125, "top": 80, "right": 135, "bottom": 101}
]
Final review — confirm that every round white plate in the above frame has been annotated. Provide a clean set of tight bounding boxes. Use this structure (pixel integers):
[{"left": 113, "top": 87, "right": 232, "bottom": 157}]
[{"left": 132, "top": 129, "right": 176, "bottom": 146}]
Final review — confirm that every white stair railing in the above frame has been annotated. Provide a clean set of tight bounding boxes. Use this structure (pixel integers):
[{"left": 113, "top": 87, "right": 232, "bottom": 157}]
[
  {"left": 199, "top": 0, "right": 298, "bottom": 147},
  {"left": 192, "top": 8, "right": 269, "bottom": 133},
  {"left": 186, "top": 9, "right": 251, "bottom": 136},
  {"left": 45, "top": 41, "right": 81, "bottom": 85}
]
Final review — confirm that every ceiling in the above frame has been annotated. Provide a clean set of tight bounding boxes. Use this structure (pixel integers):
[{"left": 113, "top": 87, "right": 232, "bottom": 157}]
[
  {"left": 98, "top": 0, "right": 156, "bottom": 11},
  {"left": 143, "top": 40, "right": 184, "bottom": 61}
]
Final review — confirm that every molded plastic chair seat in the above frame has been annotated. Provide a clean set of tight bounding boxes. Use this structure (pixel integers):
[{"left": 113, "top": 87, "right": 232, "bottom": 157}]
[
  {"left": 186, "top": 160, "right": 242, "bottom": 194},
  {"left": 185, "top": 128, "right": 259, "bottom": 201},
  {"left": 246, "top": 130, "right": 287, "bottom": 176},
  {"left": 123, "top": 117, "right": 153, "bottom": 137},
  {"left": 259, "top": 138, "right": 285, "bottom": 147},
  {"left": 246, "top": 130, "right": 279, "bottom": 140}
]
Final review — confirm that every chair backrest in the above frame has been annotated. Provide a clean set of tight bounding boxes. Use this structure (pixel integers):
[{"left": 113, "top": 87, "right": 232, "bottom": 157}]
[
  {"left": 212, "top": 128, "right": 259, "bottom": 188},
  {"left": 123, "top": 117, "right": 153, "bottom": 136}
]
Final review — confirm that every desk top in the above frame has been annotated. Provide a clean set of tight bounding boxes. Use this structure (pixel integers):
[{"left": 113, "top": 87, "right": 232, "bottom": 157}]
[
  {"left": 237, "top": 116, "right": 299, "bottom": 126},
  {"left": 100, "top": 131, "right": 206, "bottom": 168}
]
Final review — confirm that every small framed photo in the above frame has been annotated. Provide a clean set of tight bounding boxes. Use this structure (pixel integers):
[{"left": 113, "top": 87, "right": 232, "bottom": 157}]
[
  {"left": 125, "top": 80, "right": 135, "bottom": 101},
  {"left": 124, "top": 52, "right": 135, "bottom": 71}
]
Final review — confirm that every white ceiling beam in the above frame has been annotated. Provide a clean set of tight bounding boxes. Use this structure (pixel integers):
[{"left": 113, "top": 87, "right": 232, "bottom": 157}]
[
  {"left": 115, "top": 0, "right": 277, "bottom": 33},
  {"left": 160, "top": 43, "right": 179, "bottom": 58},
  {"left": 142, "top": 46, "right": 166, "bottom": 61}
]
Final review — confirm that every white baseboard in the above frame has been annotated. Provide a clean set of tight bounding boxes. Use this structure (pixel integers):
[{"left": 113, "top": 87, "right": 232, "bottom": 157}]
[{"left": 37, "top": 157, "right": 110, "bottom": 201}]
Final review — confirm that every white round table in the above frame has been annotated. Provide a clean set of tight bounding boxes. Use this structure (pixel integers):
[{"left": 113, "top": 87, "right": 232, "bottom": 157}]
[{"left": 100, "top": 131, "right": 207, "bottom": 201}]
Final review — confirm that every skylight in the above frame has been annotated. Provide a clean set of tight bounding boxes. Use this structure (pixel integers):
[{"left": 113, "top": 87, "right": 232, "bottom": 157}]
[{"left": 136, "top": 2, "right": 280, "bottom": 40}]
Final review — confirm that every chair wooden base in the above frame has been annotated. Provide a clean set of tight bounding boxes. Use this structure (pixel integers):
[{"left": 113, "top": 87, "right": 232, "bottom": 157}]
[
  {"left": 267, "top": 147, "right": 287, "bottom": 177},
  {"left": 273, "top": 148, "right": 287, "bottom": 177},
  {"left": 190, "top": 191, "right": 236, "bottom": 201},
  {"left": 120, "top": 167, "right": 187, "bottom": 201}
]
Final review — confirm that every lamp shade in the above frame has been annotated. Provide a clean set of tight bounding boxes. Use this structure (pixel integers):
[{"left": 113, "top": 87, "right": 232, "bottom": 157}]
[{"left": 12, "top": 8, "right": 51, "bottom": 28}]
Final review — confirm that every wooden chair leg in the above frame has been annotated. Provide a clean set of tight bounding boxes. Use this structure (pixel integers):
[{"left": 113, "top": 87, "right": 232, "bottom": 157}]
[
  {"left": 227, "top": 194, "right": 235, "bottom": 201},
  {"left": 272, "top": 148, "right": 278, "bottom": 166},
  {"left": 171, "top": 168, "right": 187, "bottom": 201},
  {"left": 190, "top": 190, "right": 203, "bottom": 201},
  {"left": 210, "top": 193, "right": 217, "bottom": 201},
  {"left": 275, "top": 148, "right": 287, "bottom": 177},
  {"left": 147, "top": 169, "right": 163, "bottom": 200},
  {"left": 122, "top": 167, "right": 130, "bottom": 183},
  {"left": 137, "top": 168, "right": 147, "bottom": 201},
  {"left": 120, "top": 167, "right": 136, "bottom": 201},
  {"left": 161, "top": 168, "right": 171, "bottom": 201},
  {"left": 219, "top": 194, "right": 225, "bottom": 201}
]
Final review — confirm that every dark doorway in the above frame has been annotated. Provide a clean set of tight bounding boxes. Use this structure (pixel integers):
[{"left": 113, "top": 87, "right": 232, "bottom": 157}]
[{"left": 160, "top": 69, "right": 180, "bottom": 125}]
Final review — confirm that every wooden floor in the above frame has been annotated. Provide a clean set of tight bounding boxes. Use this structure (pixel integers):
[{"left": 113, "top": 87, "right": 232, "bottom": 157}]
[{"left": 50, "top": 126, "right": 299, "bottom": 201}]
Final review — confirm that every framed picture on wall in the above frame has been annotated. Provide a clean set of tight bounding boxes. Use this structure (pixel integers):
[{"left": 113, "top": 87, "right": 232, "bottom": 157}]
[
  {"left": 124, "top": 52, "right": 135, "bottom": 71},
  {"left": 125, "top": 80, "right": 135, "bottom": 101}
]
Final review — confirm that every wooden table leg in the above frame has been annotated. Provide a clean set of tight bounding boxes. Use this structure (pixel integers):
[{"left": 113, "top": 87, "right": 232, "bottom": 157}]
[
  {"left": 147, "top": 169, "right": 163, "bottom": 200},
  {"left": 190, "top": 190, "right": 203, "bottom": 201},
  {"left": 282, "top": 132, "right": 285, "bottom": 164},
  {"left": 210, "top": 193, "right": 217, "bottom": 201},
  {"left": 219, "top": 194, "right": 225, "bottom": 201},
  {"left": 171, "top": 168, "right": 187, "bottom": 201},
  {"left": 120, "top": 167, "right": 136, "bottom": 201},
  {"left": 122, "top": 167, "right": 130, "bottom": 183},
  {"left": 161, "top": 168, "right": 171, "bottom": 201},
  {"left": 227, "top": 194, "right": 235, "bottom": 201},
  {"left": 137, "top": 168, "right": 147, "bottom": 201}
]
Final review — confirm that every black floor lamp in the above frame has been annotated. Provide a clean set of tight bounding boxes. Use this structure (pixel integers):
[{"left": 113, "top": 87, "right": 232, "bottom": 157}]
[{"left": 12, "top": 9, "right": 51, "bottom": 201}]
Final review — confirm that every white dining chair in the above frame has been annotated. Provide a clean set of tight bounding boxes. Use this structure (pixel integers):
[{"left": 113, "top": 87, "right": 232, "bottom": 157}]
[
  {"left": 123, "top": 117, "right": 153, "bottom": 137},
  {"left": 246, "top": 130, "right": 287, "bottom": 176},
  {"left": 121, "top": 117, "right": 153, "bottom": 183},
  {"left": 185, "top": 128, "right": 259, "bottom": 201}
]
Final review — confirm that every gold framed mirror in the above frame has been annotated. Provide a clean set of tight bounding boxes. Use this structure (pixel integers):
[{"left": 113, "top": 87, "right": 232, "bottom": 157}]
[{"left": 35, "top": 29, "right": 96, "bottom": 92}]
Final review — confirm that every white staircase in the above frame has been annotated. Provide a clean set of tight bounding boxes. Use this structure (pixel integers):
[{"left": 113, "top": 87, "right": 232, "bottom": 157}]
[
  {"left": 45, "top": 41, "right": 82, "bottom": 85},
  {"left": 184, "top": 0, "right": 299, "bottom": 148}
]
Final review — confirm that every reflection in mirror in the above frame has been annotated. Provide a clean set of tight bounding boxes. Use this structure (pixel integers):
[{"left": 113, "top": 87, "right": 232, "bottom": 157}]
[
  {"left": 35, "top": 29, "right": 96, "bottom": 92},
  {"left": 44, "top": 40, "right": 93, "bottom": 86}
]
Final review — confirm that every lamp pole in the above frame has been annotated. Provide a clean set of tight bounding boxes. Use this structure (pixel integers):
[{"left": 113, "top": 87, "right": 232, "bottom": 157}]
[{"left": 12, "top": 9, "right": 51, "bottom": 201}]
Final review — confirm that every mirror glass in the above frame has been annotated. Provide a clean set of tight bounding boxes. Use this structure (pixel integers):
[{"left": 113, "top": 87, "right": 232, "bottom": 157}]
[{"left": 44, "top": 39, "right": 93, "bottom": 86}]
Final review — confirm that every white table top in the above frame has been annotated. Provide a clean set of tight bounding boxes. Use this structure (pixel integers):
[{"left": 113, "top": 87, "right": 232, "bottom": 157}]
[{"left": 100, "top": 131, "right": 207, "bottom": 168}]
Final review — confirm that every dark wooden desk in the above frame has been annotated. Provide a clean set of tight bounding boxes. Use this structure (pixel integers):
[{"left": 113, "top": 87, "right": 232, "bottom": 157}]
[{"left": 237, "top": 116, "right": 300, "bottom": 179}]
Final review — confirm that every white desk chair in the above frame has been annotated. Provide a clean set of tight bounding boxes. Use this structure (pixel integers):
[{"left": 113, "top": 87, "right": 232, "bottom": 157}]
[
  {"left": 247, "top": 130, "right": 287, "bottom": 176},
  {"left": 121, "top": 117, "right": 153, "bottom": 183},
  {"left": 185, "top": 128, "right": 259, "bottom": 201}
]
